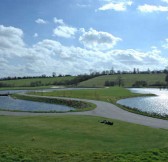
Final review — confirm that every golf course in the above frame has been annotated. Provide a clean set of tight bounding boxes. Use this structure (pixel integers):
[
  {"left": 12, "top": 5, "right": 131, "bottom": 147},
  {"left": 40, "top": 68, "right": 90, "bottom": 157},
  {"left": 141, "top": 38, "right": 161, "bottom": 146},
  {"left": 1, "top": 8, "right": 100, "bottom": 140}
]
[
  {"left": 1, "top": 0, "right": 168, "bottom": 161},
  {"left": 0, "top": 86, "right": 168, "bottom": 161}
]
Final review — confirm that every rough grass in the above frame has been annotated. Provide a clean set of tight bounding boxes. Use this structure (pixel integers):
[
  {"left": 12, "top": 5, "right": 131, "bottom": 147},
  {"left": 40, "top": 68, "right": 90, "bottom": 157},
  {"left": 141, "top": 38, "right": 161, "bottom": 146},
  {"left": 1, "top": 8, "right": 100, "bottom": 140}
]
[
  {"left": 0, "top": 86, "right": 51, "bottom": 91},
  {"left": 0, "top": 76, "right": 75, "bottom": 87},
  {"left": 0, "top": 115, "right": 168, "bottom": 161},
  {"left": 1, "top": 147, "right": 168, "bottom": 162},
  {"left": 78, "top": 73, "right": 166, "bottom": 87}
]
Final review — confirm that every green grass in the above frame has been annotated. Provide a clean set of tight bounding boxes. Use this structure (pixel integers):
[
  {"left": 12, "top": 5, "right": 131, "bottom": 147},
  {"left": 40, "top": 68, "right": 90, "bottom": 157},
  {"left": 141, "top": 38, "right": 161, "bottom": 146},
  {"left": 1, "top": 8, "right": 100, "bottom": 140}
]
[
  {"left": 0, "top": 73, "right": 166, "bottom": 89},
  {"left": 0, "top": 115, "right": 168, "bottom": 161},
  {"left": 78, "top": 73, "right": 166, "bottom": 87},
  {"left": 0, "top": 76, "right": 75, "bottom": 87},
  {"left": 30, "top": 87, "right": 152, "bottom": 103},
  {"left": 0, "top": 86, "right": 52, "bottom": 91}
]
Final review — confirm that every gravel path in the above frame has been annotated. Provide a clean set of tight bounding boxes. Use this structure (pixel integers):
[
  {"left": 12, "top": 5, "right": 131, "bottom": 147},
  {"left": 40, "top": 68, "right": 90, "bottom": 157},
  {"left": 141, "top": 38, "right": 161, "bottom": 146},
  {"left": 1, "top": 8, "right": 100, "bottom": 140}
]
[{"left": 1, "top": 96, "right": 168, "bottom": 129}]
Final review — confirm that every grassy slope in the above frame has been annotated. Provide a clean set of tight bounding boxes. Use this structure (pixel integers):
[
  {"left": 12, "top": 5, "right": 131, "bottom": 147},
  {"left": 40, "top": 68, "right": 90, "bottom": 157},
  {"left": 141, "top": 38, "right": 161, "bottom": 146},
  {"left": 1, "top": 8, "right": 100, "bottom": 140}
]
[
  {"left": 0, "top": 73, "right": 166, "bottom": 89},
  {"left": 0, "top": 86, "right": 52, "bottom": 91},
  {"left": 0, "top": 115, "right": 168, "bottom": 161},
  {"left": 78, "top": 73, "right": 166, "bottom": 87},
  {"left": 0, "top": 76, "right": 75, "bottom": 87}
]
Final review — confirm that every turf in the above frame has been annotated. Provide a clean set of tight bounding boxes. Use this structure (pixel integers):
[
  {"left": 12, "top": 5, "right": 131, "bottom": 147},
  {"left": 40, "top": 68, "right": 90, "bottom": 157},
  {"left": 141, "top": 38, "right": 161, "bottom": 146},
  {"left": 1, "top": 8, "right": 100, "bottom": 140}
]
[
  {"left": 0, "top": 115, "right": 168, "bottom": 161},
  {"left": 78, "top": 73, "right": 166, "bottom": 87}
]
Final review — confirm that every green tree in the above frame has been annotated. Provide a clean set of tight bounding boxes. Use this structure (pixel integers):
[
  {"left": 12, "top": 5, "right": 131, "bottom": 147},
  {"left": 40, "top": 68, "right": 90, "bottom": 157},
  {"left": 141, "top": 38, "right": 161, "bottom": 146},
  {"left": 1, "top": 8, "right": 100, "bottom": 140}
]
[
  {"left": 116, "top": 76, "right": 124, "bottom": 87},
  {"left": 165, "top": 74, "right": 168, "bottom": 85},
  {"left": 52, "top": 72, "right": 56, "bottom": 77}
]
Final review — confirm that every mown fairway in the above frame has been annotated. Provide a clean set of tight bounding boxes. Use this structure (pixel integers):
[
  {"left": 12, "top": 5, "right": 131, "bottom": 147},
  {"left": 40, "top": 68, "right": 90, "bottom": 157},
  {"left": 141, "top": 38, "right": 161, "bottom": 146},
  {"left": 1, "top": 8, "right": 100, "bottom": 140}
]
[
  {"left": 78, "top": 73, "right": 166, "bottom": 87},
  {"left": 0, "top": 115, "right": 168, "bottom": 161}
]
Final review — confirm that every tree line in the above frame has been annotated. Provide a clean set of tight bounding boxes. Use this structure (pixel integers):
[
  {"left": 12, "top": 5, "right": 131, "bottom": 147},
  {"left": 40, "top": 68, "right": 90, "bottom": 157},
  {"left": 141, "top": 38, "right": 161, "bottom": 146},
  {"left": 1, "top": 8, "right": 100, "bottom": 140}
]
[
  {"left": 1, "top": 68, "right": 168, "bottom": 81},
  {"left": 0, "top": 74, "right": 98, "bottom": 88},
  {"left": 1, "top": 67, "right": 168, "bottom": 88}
]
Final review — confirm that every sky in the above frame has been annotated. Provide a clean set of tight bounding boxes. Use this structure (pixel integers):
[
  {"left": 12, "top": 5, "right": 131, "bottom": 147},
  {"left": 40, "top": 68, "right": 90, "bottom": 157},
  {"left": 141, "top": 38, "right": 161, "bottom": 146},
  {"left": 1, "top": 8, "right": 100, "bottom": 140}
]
[{"left": 1, "top": 0, "right": 168, "bottom": 77}]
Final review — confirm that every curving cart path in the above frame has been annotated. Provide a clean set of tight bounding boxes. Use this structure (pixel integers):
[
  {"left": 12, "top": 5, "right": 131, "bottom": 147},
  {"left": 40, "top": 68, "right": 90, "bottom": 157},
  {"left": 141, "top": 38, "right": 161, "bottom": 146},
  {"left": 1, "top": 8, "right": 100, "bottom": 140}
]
[{"left": 0, "top": 95, "right": 168, "bottom": 129}]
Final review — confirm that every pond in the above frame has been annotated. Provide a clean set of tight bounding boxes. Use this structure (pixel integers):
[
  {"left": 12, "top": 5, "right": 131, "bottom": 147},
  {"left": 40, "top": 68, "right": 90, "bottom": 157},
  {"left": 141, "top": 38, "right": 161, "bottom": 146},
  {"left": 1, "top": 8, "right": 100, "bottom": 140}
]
[
  {"left": 117, "top": 88, "right": 168, "bottom": 116},
  {"left": 0, "top": 96, "right": 75, "bottom": 112},
  {"left": 0, "top": 88, "right": 98, "bottom": 112},
  {"left": 0, "top": 89, "right": 77, "bottom": 112}
]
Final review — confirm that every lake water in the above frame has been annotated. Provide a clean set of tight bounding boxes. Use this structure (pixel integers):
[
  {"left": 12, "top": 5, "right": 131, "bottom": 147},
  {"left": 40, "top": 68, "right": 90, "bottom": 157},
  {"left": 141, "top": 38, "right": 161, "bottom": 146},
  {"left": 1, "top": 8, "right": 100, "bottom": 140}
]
[
  {"left": 0, "top": 88, "right": 97, "bottom": 112},
  {"left": 117, "top": 88, "right": 168, "bottom": 116},
  {"left": 0, "top": 89, "right": 75, "bottom": 112}
]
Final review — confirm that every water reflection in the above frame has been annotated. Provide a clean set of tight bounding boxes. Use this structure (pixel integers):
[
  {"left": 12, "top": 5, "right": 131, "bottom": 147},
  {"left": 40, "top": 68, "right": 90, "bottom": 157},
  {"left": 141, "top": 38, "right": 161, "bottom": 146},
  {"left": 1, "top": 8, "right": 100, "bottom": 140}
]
[
  {"left": 117, "top": 88, "right": 168, "bottom": 116},
  {"left": 0, "top": 88, "right": 97, "bottom": 112},
  {"left": 0, "top": 96, "right": 74, "bottom": 112}
]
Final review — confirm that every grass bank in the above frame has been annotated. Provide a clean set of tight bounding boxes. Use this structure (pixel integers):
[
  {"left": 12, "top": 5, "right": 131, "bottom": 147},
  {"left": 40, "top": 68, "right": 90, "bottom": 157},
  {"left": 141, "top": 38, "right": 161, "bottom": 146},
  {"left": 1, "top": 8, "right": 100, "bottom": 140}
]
[
  {"left": 0, "top": 86, "right": 52, "bottom": 91},
  {"left": 78, "top": 73, "right": 166, "bottom": 87},
  {"left": 11, "top": 94, "right": 96, "bottom": 112},
  {"left": 0, "top": 76, "right": 75, "bottom": 87},
  {"left": 116, "top": 104, "right": 168, "bottom": 120},
  {"left": 0, "top": 115, "right": 168, "bottom": 161}
]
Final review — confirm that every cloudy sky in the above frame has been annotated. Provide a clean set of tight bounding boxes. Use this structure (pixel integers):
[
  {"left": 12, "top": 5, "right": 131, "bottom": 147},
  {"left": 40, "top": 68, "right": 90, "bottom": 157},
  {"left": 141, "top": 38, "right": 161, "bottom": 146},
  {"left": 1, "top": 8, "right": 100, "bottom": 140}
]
[{"left": 1, "top": 0, "right": 168, "bottom": 77}]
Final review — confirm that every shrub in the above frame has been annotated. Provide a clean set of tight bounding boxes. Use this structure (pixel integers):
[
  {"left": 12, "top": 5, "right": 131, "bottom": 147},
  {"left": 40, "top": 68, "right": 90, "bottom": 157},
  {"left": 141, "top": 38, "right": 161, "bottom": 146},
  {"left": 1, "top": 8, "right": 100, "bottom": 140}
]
[{"left": 132, "top": 81, "right": 148, "bottom": 87}]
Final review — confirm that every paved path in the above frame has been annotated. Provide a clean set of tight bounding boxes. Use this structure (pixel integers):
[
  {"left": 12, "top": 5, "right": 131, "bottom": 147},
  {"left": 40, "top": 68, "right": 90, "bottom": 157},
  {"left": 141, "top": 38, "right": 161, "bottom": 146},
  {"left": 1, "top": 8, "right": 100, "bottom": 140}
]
[{"left": 1, "top": 95, "right": 168, "bottom": 129}]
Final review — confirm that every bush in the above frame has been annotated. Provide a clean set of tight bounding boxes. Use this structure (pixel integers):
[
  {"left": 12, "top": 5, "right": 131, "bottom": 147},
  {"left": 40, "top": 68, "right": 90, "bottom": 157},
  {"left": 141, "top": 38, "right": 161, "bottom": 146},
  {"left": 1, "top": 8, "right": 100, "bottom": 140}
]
[
  {"left": 0, "top": 82, "right": 13, "bottom": 87},
  {"left": 104, "top": 81, "right": 116, "bottom": 86},
  {"left": 30, "top": 81, "right": 43, "bottom": 87},
  {"left": 150, "top": 81, "right": 166, "bottom": 87}
]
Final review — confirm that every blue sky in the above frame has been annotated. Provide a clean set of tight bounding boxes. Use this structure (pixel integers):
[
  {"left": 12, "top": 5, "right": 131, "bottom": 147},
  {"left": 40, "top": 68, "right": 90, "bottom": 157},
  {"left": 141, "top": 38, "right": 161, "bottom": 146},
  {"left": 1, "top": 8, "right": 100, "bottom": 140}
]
[{"left": 1, "top": 0, "right": 168, "bottom": 77}]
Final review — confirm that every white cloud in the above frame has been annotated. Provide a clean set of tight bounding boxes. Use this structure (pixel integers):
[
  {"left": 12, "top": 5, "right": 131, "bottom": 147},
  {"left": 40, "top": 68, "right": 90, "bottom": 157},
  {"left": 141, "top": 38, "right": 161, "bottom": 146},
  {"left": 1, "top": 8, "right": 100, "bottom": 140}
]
[
  {"left": 79, "top": 28, "right": 122, "bottom": 50},
  {"left": 98, "top": 1, "right": 133, "bottom": 11},
  {"left": 138, "top": 4, "right": 168, "bottom": 13},
  {"left": 35, "top": 18, "right": 47, "bottom": 24},
  {"left": 77, "top": 3, "right": 90, "bottom": 8},
  {"left": 53, "top": 17, "right": 64, "bottom": 25},
  {"left": 0, "top": 25, "right": 24, "bottom": 47},
  {"left": 162, "top": 38, "right": 168, "bottom": 48},
  {"left": 161, "top": 0, "right": 168, "bottom": 3},
  {"left": 79, "top": 28, "right": 85, "bottom": 33},
  {"left": 0, "top": 25, "right": 168, "bottom": 77},
  {"left": 53, "top": 18, "right": 77, "bottom": 38},
  {"left": 53, "top": 25, "right": 77, "bottom": 38},
  {"left": 33, "top": 33, "right": 38, "bottom": 38},
  {"left": 0, "top": 25, "right": 25, "bottom": 59},
  {"left": 105, "top": 48, "right": 167, "bottom": 71}
]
